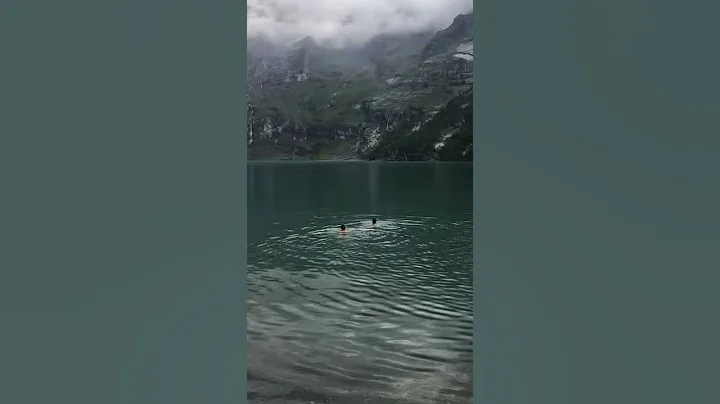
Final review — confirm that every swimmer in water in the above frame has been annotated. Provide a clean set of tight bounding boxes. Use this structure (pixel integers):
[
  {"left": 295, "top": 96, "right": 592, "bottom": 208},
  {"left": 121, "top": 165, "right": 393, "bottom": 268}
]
[
  {"left": 371, "top": 217, "right": 377, "bottom": 226},
  {"left": 339, "top": 224, "right": 348, "bottom": 234}
]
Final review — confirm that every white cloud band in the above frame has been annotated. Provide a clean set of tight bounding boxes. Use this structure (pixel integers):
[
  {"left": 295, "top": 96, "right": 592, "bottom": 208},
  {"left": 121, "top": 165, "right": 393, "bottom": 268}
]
[{"left": 248, "top": 0, "right": 473, "bottom": 46}]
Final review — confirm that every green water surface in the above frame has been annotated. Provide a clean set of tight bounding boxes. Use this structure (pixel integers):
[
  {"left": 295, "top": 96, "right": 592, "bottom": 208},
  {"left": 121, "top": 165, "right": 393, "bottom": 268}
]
[{"left": 248, "top": 161, "right": 473, "bottom": 404}]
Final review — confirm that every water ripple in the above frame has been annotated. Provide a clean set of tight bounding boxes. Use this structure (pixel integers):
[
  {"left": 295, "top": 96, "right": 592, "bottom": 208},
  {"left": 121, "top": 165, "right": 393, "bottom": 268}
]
[{"left": 248, "top": 214, "right": 472, "bottom": 404}]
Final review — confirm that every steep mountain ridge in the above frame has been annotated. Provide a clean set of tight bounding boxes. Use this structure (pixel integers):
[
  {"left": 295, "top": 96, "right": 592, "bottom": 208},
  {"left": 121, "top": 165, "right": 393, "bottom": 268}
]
[{"left": 247, "top": 13, "right": 473, "bottom": 161}]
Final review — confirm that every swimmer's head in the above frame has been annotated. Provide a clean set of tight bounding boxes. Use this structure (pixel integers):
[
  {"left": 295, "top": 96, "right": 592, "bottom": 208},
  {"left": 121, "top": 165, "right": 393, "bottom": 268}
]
[
  {"left": 372, "top": 218, "right": 377, "bottom": 225},
  {"left": 340, "top": 224, "right": 346, "bottom": 231}
]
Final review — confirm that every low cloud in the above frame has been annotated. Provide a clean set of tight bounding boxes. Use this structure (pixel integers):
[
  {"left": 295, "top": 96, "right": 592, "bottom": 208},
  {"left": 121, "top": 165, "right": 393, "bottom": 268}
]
[{"left": 248, "top": 0, "right": 473, "bottom": 47}]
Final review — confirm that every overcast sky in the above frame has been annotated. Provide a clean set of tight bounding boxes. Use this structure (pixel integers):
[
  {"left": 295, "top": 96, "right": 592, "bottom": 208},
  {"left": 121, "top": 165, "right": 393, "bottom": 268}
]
[{"left": 248, "top": 0, "right": 473, "bottom": 47}]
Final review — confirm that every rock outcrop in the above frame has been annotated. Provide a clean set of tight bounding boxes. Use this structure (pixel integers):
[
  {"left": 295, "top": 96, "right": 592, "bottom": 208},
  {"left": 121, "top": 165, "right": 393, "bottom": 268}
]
[{"left": 247, "top": 13, "right": 474, "bottom": 161}]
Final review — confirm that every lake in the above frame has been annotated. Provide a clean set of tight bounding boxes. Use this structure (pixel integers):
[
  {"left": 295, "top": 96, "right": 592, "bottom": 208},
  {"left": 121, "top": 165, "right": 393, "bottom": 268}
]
[{"left": 248, "top": 161, "right": 473, "bottom": 404}]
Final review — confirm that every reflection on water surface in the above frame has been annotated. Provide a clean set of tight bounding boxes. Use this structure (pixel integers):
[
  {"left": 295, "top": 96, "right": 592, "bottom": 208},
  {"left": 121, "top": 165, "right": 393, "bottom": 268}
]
[{"left": 248, "top": 162, "right": 473, "bottom": 404}]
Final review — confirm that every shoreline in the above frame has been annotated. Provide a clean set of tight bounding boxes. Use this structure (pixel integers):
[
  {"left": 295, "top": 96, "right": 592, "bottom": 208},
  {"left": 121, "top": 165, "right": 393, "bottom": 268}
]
[
  {"left": 248, "top": 154, "right": 472, "bottom": 163},
  {"left": 247, "top": 158, "right": 473, "bottom": 164}
]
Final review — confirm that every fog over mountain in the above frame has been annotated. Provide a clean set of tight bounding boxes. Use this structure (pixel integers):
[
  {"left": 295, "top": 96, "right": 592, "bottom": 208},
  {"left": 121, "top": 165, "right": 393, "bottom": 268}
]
[
  {"left": 247, "top": 0, "right": 473, "bottom": 47},
  {"left": 247, "top": 0, "right": 473, "bottom": 161}
]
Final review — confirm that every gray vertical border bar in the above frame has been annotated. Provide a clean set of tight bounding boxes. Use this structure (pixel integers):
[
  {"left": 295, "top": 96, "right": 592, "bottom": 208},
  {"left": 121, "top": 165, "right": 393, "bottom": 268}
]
[
  {"left": 240, "top": 0, "right": 249, "bottom": 401},
  {"left": 239, "top": 2, "right": 249, "bottom": 402},
  {"left": 0, "top": 0, "right": 247, "bottom": 403},
  {"left": 475, "top": 0, "right": 720, "bottom": 403},
  {"left": 472, "top": 4, "right": 486, "bottom": 403},
  {"left": 240, "top": 1, "right": 249, "bottom": 401}
]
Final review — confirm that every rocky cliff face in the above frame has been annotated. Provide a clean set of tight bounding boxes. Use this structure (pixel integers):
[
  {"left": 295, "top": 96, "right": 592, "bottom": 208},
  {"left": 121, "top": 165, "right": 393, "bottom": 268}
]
[{"left": 248, "top": 13, "right": 473, "bottom": 161}]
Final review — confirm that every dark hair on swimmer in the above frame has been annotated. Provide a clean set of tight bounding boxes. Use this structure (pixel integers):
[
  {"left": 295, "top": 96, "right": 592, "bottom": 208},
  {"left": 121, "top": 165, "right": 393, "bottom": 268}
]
[
  {"left": 340, "top": 224, "right": 346, "bottom": 230},
  {"left": 372, "top": 218, "right": 377, "bottom": 224}
]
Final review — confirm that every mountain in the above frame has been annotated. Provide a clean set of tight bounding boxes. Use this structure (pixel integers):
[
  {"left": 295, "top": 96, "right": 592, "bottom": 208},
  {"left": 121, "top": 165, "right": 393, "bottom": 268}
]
[{"left": 247, "top": 13, "right": 473, "bottom": 161}]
